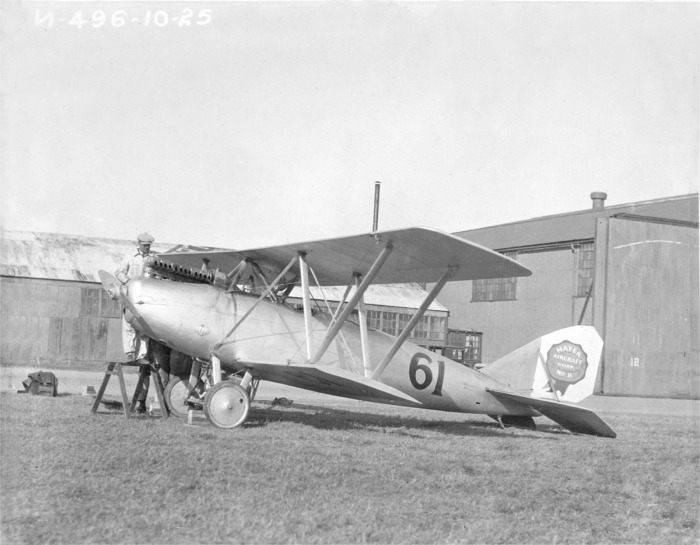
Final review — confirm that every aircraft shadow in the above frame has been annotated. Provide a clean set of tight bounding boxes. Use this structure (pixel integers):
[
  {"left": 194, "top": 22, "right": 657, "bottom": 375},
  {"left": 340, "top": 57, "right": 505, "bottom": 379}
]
[{"left": 244, "top": 401, "right": 565, "bottom": 440}]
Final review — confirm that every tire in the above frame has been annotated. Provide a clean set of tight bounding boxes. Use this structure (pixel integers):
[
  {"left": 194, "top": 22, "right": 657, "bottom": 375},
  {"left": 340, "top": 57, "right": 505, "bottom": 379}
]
[
  {"left": 164, "top": 377, "right": 202, "bottom": 418},
  {"left": 202, "top": 381, "right": 250, "bottom": 429}
]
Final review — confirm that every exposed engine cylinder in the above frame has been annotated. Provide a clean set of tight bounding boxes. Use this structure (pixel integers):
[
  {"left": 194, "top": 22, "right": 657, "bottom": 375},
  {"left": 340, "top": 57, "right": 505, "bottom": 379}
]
[{"left": 150, "top": 258, "right": 223, "bottom": 285}]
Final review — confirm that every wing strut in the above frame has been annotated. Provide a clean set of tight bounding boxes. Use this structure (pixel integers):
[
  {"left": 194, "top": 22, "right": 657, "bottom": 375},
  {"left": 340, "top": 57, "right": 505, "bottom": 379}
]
[
  {"left": 371, "top": 266, "right": 457, "bottom": 380},
  {"left": 330, "top": 282, "right": 354, "bottom": 326},
  {"left": 307, "top": 268, "right": 362, "bottom": 374},
  {"left": 225, "top": 259, "right": 250, "bottom": 293},
  {"left": 355, "top": 274, "right": 372, "bottom": 377},
  {"left": 309, "top": 242, "right": 394, "bottom": 364},
  {"left": 298, "top": 252, "right": 314, "bottom": 360},
  {"left": 213, "top": 256, "right": 297, "bottom": 350},
  {"left": 251, "top": 262, "right": 273, "bottom": 298}
]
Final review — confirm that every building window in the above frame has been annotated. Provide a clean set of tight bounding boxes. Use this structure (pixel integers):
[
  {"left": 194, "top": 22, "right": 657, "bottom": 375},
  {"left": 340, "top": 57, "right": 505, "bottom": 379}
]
[
  {"left": 430, "top": 316, "right": 445, "bottom": 341},
  {"left": 80, "top": 288, "right": 101, "bottom": 316},
  {"left": 381, "top": 312, "right": 398, "bottom": 336},
  {"left": 367, "top": 310, "right": 381, "bottom": 330},
  {"left": 409, "top": 315, "right": 446, "bottom": 341},
  {"left": 81, "top": 287, "right": 122, "bottom": 318},
  {"left": 464, "top": 332, "right": 482, "bottom": 364},
  {"left": 471, "top": 252, "right": 518, "bottom": 302},
  {"left": 577, "top": 242, "right": 595, "bottom": 297},
  {"left": 101, "top": 291, "right": 122, "bottom": 318},
  {"left": 443, "top": 330, "right": 481, "bottom": 366},
  {"left": 361, "top": 309, "right": 445, "bottom": 342},
  {"left": 413, "top": 317, "right": 429, "bottom": 339}
]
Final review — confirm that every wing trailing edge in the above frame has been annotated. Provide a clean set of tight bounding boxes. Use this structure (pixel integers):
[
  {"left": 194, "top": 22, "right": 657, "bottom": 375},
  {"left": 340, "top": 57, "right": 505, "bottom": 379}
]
[{"left": 487, "top": 389, "right": 617, "bottom": 438}]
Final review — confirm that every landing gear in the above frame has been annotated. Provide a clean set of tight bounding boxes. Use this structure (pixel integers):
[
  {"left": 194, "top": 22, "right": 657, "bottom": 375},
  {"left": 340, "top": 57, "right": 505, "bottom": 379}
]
[
  {"left": 173, "top": 356, "right": 257, "bottom": 429},
  {"left": 203, "top": 381, "right": 250, "bottom": 429},
  {"left": 164, "top": 376, "right": 205, "bottom": 418}
]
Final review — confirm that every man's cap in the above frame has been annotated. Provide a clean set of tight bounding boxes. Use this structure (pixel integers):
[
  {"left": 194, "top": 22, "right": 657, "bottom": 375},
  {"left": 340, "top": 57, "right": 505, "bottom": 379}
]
[{"left": 137, "top": 232, "right": 155, "bottom": 243}]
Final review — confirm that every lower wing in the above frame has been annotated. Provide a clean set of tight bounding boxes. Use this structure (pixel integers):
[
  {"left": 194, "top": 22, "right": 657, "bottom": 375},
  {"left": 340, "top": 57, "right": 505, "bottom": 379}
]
[{"left": 240, "top": 361, "right": 422, "bottom": 406}]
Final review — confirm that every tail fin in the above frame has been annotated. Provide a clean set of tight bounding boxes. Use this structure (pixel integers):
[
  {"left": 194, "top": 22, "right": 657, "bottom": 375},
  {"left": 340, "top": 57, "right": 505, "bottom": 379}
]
[{"left": 480, "top": 325, "right": 603, "bottom": 404}]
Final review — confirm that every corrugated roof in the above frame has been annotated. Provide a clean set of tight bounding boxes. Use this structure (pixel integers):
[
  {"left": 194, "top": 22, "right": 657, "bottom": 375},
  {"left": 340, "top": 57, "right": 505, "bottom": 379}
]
[
  {"left": 0, "top": 231, "right": 173, "bottom": 283},
  {"left": 0, "top": 230, "right": 448, "bottom": 312},
  {"left": 454, "top": 193, "right": 698, "bottom": 251}
]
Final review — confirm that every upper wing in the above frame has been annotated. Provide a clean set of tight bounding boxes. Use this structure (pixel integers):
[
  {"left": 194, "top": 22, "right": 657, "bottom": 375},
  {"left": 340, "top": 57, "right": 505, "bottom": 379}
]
[{"left": 158, "top": 227, "right": 532, "bottom": 286}]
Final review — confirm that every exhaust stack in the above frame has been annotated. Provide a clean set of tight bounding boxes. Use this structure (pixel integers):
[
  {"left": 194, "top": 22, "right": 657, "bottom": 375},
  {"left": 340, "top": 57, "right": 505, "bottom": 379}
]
[{"left": 372, "top": 181, "right": 381, "bottom": 232}]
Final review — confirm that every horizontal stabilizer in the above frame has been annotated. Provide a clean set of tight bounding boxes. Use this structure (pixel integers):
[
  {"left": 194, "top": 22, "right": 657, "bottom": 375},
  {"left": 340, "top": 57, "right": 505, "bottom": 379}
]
[{"left": 487, "top": 389, "right": 616, "bottom": 438}]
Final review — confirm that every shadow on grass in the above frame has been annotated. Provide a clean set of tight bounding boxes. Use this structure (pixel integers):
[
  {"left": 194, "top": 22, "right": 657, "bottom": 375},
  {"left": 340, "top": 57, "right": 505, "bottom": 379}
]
[
  {"left": 85, "top": 395, "right": 568, "bottom": 440},
  {"left": 243, "top": 401, "right": 565, "bottom": 440}
]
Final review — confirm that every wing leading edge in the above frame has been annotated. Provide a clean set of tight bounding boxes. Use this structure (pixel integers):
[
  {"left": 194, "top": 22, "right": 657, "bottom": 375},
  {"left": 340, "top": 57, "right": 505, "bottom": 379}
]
[{"left": 158, "top": 227, "right": 532, "bottom": 286}]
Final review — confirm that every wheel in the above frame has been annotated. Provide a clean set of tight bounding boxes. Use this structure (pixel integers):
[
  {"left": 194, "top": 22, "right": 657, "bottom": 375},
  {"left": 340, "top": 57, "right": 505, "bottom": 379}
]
[
  {"left": 203, "top": 381, "right": 250, "bottom": 429},
  {"left": 164, "top": 377, "right": 203, "bottom": 418}
]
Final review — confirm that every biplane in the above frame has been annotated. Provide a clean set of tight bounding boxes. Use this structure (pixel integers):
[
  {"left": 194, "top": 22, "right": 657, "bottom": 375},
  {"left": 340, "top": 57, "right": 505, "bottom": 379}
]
[{"left": 99, "top": 227, "right": 616, "bottom": 438}]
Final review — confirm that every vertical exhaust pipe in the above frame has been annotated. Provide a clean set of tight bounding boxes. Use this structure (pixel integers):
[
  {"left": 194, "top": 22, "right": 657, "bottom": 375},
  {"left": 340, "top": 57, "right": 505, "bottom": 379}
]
[{"left": 372, "top": 181, "right": 381, "bottom": 232}]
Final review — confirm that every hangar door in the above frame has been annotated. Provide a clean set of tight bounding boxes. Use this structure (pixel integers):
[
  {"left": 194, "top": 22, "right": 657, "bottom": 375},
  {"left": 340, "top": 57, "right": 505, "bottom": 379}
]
[{"left": 596, "top": 216, "right": 699, "bottom": 398}]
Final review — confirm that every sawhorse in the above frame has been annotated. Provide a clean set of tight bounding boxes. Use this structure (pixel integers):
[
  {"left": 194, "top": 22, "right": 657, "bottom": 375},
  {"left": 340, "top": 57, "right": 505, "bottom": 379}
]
[{"left": 91, "top": 361, "right": 169, "bottom": 419}]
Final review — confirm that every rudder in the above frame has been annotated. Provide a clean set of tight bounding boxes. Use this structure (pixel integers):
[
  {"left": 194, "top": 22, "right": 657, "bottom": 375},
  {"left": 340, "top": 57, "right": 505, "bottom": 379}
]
[{"left": 480, "top": 325, "right": 604, "bottom": 404}]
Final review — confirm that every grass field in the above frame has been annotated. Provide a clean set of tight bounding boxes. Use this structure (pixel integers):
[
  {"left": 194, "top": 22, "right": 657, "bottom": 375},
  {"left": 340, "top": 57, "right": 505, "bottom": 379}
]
[{"left": 1, "top": 391, "right": 698, "bottom": 545}]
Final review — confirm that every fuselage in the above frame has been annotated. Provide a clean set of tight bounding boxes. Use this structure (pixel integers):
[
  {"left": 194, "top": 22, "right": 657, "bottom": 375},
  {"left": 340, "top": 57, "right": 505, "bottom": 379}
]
[{"left": 125, "top": 277, "right": 536, "bottom": 417}]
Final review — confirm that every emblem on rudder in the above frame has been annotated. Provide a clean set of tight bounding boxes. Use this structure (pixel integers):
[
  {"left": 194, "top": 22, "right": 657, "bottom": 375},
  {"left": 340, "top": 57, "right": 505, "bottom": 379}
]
[{"left": 545, "top": 340, "right": 588, "bottom": 395}]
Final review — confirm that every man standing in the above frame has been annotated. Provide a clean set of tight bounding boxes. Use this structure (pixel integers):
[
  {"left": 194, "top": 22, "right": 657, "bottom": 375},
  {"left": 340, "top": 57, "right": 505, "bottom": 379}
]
[{"left": 116, "top": 232, "right": 156, "bottom": 413}]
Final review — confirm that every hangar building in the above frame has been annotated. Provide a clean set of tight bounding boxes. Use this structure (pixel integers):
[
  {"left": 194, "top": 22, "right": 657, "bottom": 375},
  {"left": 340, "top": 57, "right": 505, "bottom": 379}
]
[
  {"left": 0, "top": 233, "right": 172, "bottom": 366},
  {"left": 436, "top": 192, "right": 699, "bottom": 399}
]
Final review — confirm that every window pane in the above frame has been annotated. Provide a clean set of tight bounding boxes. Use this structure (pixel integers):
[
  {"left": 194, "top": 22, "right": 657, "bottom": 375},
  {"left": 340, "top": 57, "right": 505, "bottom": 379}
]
[
  {"left": 577, "top": 242, "right": 595, "bottom": 297},
  {"left": 464, "top": 333, "right": 482, "bottom": 363},
  {"left": 100, "top": 291, "right": 122, "bottom": 318},
  {"left": 381, "top": 312, "right": 397, "bottom": 335},
  {"left": 472, "top": 276, "right": 517, "bottom": 302},
  {"left": 471, "top": 252, "right": 518, "bottom": 302},
  {"left": 80, "top": 288, "right": 100, "bottom": 316}
]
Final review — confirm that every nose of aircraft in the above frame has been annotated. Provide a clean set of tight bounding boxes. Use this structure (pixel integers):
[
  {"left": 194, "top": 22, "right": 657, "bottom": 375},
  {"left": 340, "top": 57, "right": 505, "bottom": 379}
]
[{"left": 98, "top": 270, "right": 159, "bottom": 339}]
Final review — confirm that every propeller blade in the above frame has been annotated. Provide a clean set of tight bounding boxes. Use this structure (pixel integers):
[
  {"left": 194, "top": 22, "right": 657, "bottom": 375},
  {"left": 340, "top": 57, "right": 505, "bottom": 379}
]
[
  {"left": 98, "top": 270, "right": 121, "bottom": 301},
  {"left": 98, "top": 270, "right": 159, "bottom": 340}
]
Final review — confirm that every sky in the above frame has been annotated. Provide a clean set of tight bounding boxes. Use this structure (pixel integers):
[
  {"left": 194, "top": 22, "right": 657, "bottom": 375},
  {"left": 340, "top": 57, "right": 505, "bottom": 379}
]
[{"left": 1, "top": 1, "right": 698, "bottom": 250}]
